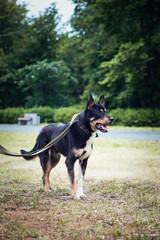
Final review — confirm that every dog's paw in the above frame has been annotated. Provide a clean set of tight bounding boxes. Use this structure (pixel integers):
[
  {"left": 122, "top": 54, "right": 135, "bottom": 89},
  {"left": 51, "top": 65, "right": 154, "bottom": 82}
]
[
  {"left": 49, "top": 186, "right": 55, "bottom": 192},
  {"left": 75, "top": 193, "right": 87, "bottom": 200},
  {"left": 80, "top": 193, "right": 87, "bottom": 199}
]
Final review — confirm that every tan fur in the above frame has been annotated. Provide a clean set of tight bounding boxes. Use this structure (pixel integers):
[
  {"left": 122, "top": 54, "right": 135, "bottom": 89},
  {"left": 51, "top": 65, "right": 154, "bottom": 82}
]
[
  {"left": 70, "top": 181, "right": 77, "bottom": 197},
  {"left": 43, "top": 149, "right": 61, "bottom": 192},
  {"left": 90, "top": 116, "right": 110, "bottom": 132}
]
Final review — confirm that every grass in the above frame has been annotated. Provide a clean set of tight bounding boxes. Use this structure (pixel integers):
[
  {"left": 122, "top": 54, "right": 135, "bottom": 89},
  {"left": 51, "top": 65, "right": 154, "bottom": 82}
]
[
  {"left": 0, "top": 132, "right": 160, "bottom": 240},
  {"left": 110, "top": 126, "right": 160, "bottom": 131}
]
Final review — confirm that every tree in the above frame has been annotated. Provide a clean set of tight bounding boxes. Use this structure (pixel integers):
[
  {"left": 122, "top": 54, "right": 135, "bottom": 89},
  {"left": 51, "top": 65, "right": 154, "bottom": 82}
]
[
  {"left": 95, "top": 0, "right": 160, "bottom": 108},
  {"left": 0, "top": 0, "right": 28, "bottom": 107},
  {"left": 0, "top": 0, "right": 27, "bottom": 53},
  {"left": 70, "top": 0, "right": 120, "bottom": 101},
  {"left": 0, "top": 1, "right": 60, "bottom": 108},
  {"left": 19, "top": 60, "right": 78, "bottom": 107},
  {"left": 57, "top": 34, "right": 86, "bottom": 99},
  {"left": 71, "top": 0, "right": 160, "bottom": 108},
  {"left": 99, "top": 41, "right": 150, "bottom": 108},
  {"left": 16, "top": 3, "right": 59, "bottom": 66}
]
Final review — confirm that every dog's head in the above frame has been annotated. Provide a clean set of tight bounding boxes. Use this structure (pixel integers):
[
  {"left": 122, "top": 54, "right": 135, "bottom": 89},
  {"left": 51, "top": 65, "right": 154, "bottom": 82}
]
[{"left": 83, "top": 95, "right": 114, "bottom": 133}]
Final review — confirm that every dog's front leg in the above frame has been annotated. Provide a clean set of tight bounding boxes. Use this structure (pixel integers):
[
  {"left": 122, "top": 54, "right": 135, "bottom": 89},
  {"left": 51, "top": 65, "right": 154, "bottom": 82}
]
[
  {"left": 65, "top": 157, "right": 77, "bottom": 198},
  {"left": 77, "top": 158, "right": 88, "bottom": 199}
]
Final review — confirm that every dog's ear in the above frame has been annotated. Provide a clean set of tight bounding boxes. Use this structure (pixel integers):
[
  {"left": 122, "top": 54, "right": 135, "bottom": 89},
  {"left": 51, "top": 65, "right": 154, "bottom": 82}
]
[
  {"left": 98, "top": 95, "right": 105, "bottom": 106},
  {"left": 87, "top": 95, "right": 95, "bottom": 110}
]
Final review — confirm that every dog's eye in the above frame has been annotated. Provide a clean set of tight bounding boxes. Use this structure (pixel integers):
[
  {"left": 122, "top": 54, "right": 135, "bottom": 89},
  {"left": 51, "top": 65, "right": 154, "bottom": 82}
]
[{"left": 99, "top": 108, "right": 107, "bottom": 113}]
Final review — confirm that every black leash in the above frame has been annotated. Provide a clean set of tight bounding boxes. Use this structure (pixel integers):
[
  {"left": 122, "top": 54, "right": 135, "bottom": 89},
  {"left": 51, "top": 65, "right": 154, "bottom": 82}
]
[{"left": 0, "top": 113, "right": 79, "bottom": 157}]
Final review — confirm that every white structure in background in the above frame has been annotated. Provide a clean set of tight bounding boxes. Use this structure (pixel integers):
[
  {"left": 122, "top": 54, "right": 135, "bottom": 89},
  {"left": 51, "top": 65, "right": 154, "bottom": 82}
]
[{"left": 18, "top": 113, "right": 40, "bottom": 125}]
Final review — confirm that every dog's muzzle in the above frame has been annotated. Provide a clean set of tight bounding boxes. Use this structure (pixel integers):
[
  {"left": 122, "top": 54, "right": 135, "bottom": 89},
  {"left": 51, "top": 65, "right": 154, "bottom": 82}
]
[{"left": 109, "top": 116, "right": 114, "bottom": 124}]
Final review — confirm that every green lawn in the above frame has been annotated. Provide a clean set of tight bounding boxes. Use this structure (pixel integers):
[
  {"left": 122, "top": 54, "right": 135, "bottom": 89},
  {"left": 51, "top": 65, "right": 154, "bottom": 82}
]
[
  {"left": 110, "top": 126, "right": 160, "bottom": 131},
  {"left": 0, "top": 132, "right": 160, "bottom": 240}
]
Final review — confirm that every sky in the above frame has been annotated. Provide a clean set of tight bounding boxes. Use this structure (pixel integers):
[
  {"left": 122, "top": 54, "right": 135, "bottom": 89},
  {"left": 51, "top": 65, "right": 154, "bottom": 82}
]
[{"left": 17, "top": 0, "right": 75, "bottom": 32}]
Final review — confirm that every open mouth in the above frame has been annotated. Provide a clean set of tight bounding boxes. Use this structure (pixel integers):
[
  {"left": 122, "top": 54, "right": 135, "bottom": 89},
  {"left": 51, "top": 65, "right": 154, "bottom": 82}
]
[{"left": 96, "top": 123, "right": 108, "bottom": 133}]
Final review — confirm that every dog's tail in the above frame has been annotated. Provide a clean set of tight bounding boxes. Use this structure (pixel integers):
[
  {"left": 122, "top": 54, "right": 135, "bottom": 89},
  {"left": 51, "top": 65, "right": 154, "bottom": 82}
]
[{"left": 20, "top": 143, "right": 38, "bottom": 160}]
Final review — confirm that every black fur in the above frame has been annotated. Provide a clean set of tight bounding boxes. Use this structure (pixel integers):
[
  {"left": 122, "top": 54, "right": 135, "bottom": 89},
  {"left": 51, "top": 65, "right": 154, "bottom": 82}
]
[{"left": 21, "top": 95, "right": 113, "bottom": 198}]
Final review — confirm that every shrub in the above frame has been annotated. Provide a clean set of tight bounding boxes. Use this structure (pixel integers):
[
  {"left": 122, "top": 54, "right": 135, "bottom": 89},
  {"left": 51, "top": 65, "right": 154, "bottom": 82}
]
[
  {"left": 0, "top": 107, "right": 55, "bottom": 124},
  {"left": 0, "top": 107, "right": 160, "bottom": 126},
  {"left": 53, "top": 105, "right": 84, "bottom": 123},
  {"left": 0, "top": 108, "right": 25, "bottom": 124},
  {"left": 109, "top": 108, "right": 160, "bottom": 127}
]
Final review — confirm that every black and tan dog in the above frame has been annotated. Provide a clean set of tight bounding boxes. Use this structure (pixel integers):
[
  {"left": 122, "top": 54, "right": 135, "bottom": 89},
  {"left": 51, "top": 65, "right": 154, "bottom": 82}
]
[{"left": 21, "top": 95, "right": 113, "bottom": 199}]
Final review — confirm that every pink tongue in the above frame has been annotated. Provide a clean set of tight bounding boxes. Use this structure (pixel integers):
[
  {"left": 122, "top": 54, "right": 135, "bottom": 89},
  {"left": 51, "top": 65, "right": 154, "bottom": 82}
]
[{"left": 100, "top": 124, "right": 108, "bottom": 132}]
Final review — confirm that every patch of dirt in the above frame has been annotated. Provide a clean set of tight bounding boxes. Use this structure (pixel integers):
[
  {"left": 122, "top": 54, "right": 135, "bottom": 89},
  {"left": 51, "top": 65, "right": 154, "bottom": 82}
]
[{"left": 0, "top": 180, "right": 160, "bottom": 240}]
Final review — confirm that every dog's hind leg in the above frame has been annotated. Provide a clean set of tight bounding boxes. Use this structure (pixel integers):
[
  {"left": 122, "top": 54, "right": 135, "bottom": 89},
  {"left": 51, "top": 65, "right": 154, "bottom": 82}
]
[
  {"left": 40, "top": 149, "right": 61, "bottom": 192},
  {"left": 77, "top": 158, "right": 88, "bottom": 199},
  {"left": 49, "top": 149, "right": 61, "bottom": 190}
]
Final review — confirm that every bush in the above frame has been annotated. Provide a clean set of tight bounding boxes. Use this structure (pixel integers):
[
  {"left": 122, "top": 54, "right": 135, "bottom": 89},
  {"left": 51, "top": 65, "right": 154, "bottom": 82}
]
[
  {"left": 0, "top": 107, "right": 55, "bottom": 124},
  {"left": 53, "top": 105, "right": 84, "bottom": 123},
  {"left": 0, "top": 108, "right": 25, "bottom": 124},
  {"left": 109, "top": 108, "right": 160, "bottom": 127},
  {"left": 0, "top": 107, "right": 160, "bottom": 126}
]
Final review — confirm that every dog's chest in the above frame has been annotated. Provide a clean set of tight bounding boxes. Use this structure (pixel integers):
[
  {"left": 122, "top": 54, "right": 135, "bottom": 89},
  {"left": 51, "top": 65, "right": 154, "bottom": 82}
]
[{"left": 73, "top": 133, "right": 96, "bottom": 161}]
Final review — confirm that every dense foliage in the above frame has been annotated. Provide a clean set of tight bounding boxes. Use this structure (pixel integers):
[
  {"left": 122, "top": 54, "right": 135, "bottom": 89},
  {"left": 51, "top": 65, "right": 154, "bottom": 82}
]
[
  {"left": 0, "top": 107, "right": 160, "bottom": 127},
  {"left": 71, "top": 0, "right": 160, "bottom": 108},
  {"left": 0, "top": 0, "right": 160, "bottom": 110},
  {"left": 19, "top": 60, "right": 77, "bottom": 107}
]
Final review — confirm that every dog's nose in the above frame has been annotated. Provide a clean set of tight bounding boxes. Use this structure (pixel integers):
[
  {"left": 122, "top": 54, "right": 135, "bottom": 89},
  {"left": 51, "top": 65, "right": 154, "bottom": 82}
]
[{"left": 109, "top": 116, "right": 114, "bottom": 124}]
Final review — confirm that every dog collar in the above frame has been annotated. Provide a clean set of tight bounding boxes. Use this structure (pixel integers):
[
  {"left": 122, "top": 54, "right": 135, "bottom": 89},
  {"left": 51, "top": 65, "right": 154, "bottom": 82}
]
[
  {"left": 77, "top": 121, "right": 91, "bottom": 134},
  {"left": 78, "top": 123, "right": 99, "bottom": 137}
]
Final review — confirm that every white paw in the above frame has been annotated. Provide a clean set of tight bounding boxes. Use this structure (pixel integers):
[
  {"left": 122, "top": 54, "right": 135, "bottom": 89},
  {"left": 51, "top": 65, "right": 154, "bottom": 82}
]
[
  {"left": 49, "top": 186, "right": 55, "bottom": 191},
  {"left": 75, "top": 193, "right": 87, "bottom": 200}
]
